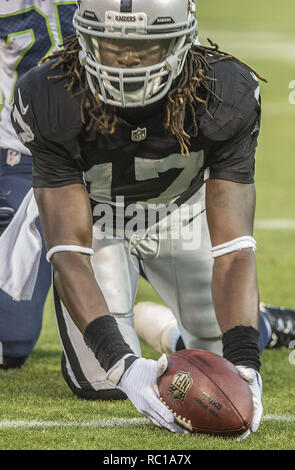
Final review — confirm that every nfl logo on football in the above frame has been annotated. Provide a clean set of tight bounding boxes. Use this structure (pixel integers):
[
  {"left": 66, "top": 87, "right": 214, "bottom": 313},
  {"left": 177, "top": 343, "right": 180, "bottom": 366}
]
[{"left": 168, "top": 370, "right": 193, "bottom": 403}]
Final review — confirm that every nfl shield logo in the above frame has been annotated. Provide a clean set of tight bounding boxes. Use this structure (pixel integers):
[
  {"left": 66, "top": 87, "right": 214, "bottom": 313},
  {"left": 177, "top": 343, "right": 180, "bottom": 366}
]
[
  {"left": 6, "top": 150, "right": 21, "bottom": 167},
  {"left": 168, "top": 370, "right": 193, "bottom": 403},
  {"left": 131, "top": 127, "right": 147, "bottom": 142}
]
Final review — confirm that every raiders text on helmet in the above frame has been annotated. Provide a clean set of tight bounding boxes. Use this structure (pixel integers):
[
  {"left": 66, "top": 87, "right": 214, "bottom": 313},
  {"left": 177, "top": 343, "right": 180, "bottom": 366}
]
[{"left": 73, "top": 0, "right": 198, "bottom": 107}]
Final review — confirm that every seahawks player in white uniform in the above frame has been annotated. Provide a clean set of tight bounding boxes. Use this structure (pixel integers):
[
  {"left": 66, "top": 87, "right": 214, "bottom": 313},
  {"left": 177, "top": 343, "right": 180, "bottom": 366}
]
[
  {"left": 11, "top": 0, "right": 267, "bottom": 437},
  {"left": 0, "top": 1, "right": 123, "bottom": 399},
  {"left": 0, "top": 0, "right": 76, "bottom": 369}
]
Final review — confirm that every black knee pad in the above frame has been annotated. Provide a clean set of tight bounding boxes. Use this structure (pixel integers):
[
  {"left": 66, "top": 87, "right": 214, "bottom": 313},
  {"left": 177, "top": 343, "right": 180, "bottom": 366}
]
[
  {"left": 61, "top": 353, "right": 127, "bottom": 401},
  {"left": 0, "top": 356, "right": 27, "bottom": 370}
]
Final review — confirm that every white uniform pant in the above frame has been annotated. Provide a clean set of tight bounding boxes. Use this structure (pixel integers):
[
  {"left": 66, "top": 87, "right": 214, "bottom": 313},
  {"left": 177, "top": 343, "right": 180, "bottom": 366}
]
[{"left": 54, "top": 187, "right": 222, "bottom": 397}]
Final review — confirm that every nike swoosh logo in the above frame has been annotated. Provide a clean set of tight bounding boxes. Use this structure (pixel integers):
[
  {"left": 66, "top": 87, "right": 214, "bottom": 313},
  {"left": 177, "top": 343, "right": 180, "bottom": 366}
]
[
  {"left": 183, "top": 208, "right": 206, "bottom": 226},
  {"left": 18, "top": 88, "right": 29, "bottom": 115}
]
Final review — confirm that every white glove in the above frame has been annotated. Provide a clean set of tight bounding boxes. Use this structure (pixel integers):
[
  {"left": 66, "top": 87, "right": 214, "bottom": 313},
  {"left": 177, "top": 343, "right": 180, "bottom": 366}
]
[
  {"left": 106, "top": 354, "right": 186, "bottom": 434},
  {"left": 236, "top": 366, "right": 263, "bottom": 441}
]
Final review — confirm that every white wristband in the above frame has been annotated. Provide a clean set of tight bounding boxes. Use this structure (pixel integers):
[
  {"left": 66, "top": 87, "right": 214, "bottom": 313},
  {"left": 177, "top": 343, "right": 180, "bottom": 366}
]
[
  {"left": 211, "top": 236, "right": 256, "bottom": 258},
  {"left": 46, "top": 245, "right": 94, "bottom": 262}
]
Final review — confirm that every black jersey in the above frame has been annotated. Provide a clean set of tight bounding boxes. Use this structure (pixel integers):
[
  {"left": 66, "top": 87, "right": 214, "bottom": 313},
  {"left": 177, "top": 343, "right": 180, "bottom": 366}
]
[{"left": 11, "top": 55, "right": 261, "bottom": 217}]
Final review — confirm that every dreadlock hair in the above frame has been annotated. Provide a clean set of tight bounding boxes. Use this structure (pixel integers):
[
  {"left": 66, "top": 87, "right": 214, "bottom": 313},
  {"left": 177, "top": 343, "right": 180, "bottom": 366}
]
[
  {"left": 41, "top": 35, "right": 266, "bottom": 158},
  {"left": 41, "top": 35, "right": 118, "bottom": 135}
]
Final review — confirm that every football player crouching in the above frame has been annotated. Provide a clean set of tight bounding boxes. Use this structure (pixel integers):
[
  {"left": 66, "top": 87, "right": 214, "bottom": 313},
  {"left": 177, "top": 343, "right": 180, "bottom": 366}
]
[{"left": 11, "top": 0, "right": 266, "bottom": 437}]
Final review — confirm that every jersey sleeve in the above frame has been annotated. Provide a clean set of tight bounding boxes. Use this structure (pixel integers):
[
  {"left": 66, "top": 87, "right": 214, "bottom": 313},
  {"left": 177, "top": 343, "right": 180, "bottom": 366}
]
[
  {"left": 11, "top": 62, "right": 85, "bottom": 188},
  {"left": 200, "top": 59, "right": 262, "bottom": 184}
]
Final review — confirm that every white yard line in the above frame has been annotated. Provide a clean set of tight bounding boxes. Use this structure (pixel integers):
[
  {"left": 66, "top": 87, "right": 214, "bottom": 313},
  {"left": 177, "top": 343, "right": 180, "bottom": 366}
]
[
  {"left": 218, "top": 43, "right": 295, "bottom": 62},
  {"left": 255, "top": 220, "right": 295, "bottom": 230},
  {"left": 262, "top": 103, "right": 295, "bottom": 116},
  {"left": 202, "top": 31, "right": 295, "bottom": 41},
  {"left": 263, "top": 415, "right": 295, "bottom": 423},
  {"left": 199, "top": 31, "right": 295, "bottom": 62},
  {"left": 0, "top": 415, "right": 294, "bottom": 429},
  {"left": 0, "top": 417, "right": 149, "bottom": 429}
]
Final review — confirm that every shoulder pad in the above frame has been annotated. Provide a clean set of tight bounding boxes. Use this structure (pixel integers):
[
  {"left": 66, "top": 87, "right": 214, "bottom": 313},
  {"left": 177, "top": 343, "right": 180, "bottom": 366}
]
[
  {"left": 13, "top": 60, "right": 82, "bottom": 143},
  {"left": 197, "top": 57, "right": 261, "bottom": 141}
]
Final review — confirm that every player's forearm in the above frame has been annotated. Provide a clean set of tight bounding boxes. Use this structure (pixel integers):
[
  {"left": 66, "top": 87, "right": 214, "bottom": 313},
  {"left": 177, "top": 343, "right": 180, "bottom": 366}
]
[
  {"left": 52, "top": 251, "right": 136, "bottom": 373},
  {"left": 211, "top": 248, "right": 259, "bottom": 334},
  {"left": 52, "top": 251, "right": 109, "bottom": 332}
]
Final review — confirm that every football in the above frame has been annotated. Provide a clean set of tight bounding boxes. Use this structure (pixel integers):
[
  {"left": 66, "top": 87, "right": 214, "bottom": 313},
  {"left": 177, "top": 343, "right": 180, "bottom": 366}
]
[{"left": 158, "top": 349, "right": 253, "bottom": 437}]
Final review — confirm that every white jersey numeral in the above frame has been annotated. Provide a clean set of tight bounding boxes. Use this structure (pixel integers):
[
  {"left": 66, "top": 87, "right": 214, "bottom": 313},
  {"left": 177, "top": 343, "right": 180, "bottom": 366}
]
[
  {"left": 12, "top": 103, "right": 34, "bottom": 144},
  {"left": 85, "top": 151, "right": 204, "bottom": 207},
  {"left": 135, "top": 151, "right": 204, "bottom": 206}
]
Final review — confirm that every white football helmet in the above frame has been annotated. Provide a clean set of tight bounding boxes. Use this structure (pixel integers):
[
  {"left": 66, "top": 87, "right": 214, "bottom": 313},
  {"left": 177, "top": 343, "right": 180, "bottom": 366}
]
[{"left": 73, "top": 0, "right": 198, "bottom": 107}]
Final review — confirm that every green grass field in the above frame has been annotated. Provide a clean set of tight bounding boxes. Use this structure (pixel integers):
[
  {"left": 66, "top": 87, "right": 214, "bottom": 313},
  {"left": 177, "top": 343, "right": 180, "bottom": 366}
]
[{"left": 1, "top": 0, "right": 295, "bottom": 452}]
